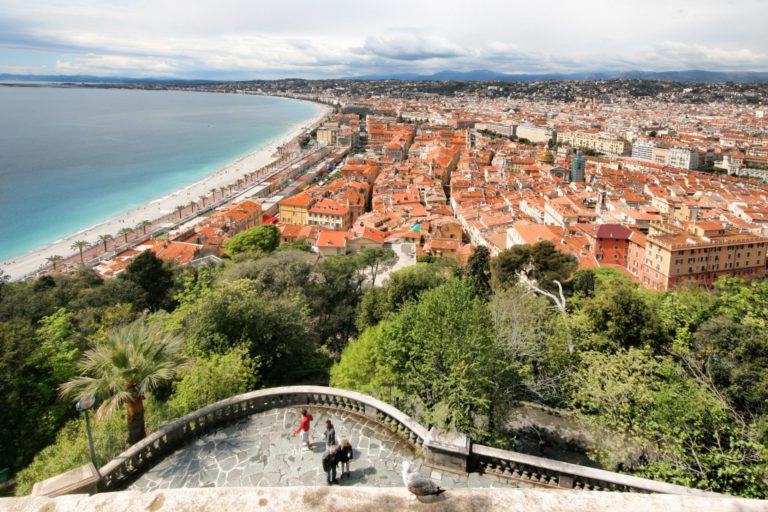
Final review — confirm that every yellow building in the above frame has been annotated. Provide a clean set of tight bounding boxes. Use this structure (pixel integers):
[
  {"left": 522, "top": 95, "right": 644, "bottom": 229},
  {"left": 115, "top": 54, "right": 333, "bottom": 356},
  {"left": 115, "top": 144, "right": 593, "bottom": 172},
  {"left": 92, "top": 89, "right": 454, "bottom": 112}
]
[{"left": 278, "top": 192, "right": 314, "bottom": 225}]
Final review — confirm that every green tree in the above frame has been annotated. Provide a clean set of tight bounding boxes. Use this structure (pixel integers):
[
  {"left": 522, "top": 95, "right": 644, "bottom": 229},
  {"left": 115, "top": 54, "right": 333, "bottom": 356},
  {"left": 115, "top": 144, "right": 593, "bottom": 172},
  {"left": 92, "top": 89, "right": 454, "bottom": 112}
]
[
  {"left": 490, "top": 285, "right": 574, "bottom": 404},
  {"left": 137, "top": 220, "right": 151, "bottom": 235},
  {"left": 376, "top": 279, "right": 511, "bottom": 439},
  {"left": 118, "top": 227, "right": 133, "bottom": 244},
  {"left": 309, "top": 255, "right": 365, "bottom": 354},
  {"left": 356, "top": 246, "right": 397, "bottom": 286},
  {"left": 0, "top": 321, "right": 46, "bottom": 471},
  {"left": 276, "top": 237, "right": 313, "bottom": 252},
  {"left": 186, "top": 279, "right": 317, "bottom": 384},
  {"left": 573, "top": 348, "right": 768, "bottom": 497},
  {"left": 120, "top": 250, "right": 175, "bottom": 311},
  {"left": 97, "top": 234, "right": 113, "bottom": 252},
  {"left": 167, "top": 347, "right": 259, "bottom": 417},
  {"left": 689, "top": 315, "right": 768, "bottom": 419},
  {"left": 221, "top": 250, "right": 315, "bottom": 295},
  {"left": 491, "top": 241, "right": 577, "bottom": 292},
  {"left": 570, "top": 269, "right": 597, "bottom": 298},
  {"left": 60, "top": 317, "right": 189, "bottom": 445},
  {"left": 46, "top": 255, "right": 63, "bottom": 271},
  {"left": 572, "top": 279, "right": 668, "bottom": 351},
  {"left": 355, "top": 263, "right": 447, "bottom": 331},
  {"left": 330, "top": 321, "right": 395, "bottom": 398},
  {"left": 70, "top": 240, "right": 88, "bottom": 266},
  {"left": 224, "top": 224, "right": 280, "bottom": 255},
  {"left": 355, "top": 287, "right": 390, "bottom": 332},
  {"left": 465, "top": 245, "right": 492, "bottom": 299}
]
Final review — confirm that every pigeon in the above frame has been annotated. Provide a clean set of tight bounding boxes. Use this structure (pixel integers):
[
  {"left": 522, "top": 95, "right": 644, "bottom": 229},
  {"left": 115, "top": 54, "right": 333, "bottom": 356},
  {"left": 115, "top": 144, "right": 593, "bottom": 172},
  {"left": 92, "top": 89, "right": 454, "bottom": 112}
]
[{"left": 402, "top": 460, "right": 446, "bottom": 497}]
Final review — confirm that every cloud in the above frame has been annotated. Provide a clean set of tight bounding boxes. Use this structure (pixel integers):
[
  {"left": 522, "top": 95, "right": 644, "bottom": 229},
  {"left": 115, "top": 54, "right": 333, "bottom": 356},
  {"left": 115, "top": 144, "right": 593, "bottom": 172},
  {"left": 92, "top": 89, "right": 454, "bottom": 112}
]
[
  {"left": 54, "top": 55, "right": 183, "bottom": 76},
  {"left": 0, "top": 1, "right": 766, "bottom": 78},
  {"left": 361, "top": 34, "right": 465, "bottom": 61},
  {"left": 651, "top": 41, "right": 767, "bottom": 70}
]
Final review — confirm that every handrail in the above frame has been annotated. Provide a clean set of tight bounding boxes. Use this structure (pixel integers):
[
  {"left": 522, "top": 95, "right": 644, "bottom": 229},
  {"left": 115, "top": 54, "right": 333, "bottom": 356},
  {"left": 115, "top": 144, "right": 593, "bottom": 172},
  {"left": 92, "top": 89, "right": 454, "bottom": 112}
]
[
  {"left": 97, "top": 385, "right": 428, "bottom": 491},
  {"left": 95, "top": 386, "right": 715, "bottom": 496},
  {"left": 471, "top": 444, "right": 716, "bottom": 496}
]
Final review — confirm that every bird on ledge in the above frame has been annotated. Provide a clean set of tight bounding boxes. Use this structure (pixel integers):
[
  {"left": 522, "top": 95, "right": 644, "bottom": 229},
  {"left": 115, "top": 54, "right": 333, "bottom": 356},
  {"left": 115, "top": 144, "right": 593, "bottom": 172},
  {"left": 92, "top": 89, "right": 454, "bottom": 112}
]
[{"left": 401, "top": 460, "right": 446, "bottom": 498}]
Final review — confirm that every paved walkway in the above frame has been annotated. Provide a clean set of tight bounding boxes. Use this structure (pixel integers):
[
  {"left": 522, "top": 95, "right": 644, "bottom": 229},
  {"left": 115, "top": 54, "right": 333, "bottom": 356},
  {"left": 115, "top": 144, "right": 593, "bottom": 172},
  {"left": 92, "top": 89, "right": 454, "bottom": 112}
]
[{"left": 129, "top": 407, "right": 519, "bottom": 491}]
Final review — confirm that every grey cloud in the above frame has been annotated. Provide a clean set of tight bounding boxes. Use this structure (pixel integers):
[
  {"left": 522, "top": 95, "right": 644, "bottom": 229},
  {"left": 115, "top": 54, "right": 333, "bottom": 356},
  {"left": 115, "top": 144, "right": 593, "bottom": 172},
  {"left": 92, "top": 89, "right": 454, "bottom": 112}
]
[{"left": 361, "top": 35, "right": 465, "bottom": 61}]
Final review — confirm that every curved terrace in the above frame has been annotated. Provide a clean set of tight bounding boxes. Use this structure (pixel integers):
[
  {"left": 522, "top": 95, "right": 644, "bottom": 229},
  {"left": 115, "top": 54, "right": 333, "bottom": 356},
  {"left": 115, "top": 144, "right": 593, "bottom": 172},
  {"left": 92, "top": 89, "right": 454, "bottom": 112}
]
[{"left": 91, "top": 386, "right": 712, "bottom": 496}]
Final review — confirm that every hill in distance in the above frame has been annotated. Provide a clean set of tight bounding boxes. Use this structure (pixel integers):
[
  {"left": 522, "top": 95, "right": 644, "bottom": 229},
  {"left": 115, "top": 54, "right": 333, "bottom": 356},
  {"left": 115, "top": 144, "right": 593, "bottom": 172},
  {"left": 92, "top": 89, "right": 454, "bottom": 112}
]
[
  {"left": 2, "top": 70, "right": 768, "bottom": 84},
  {"left": 349, "top": 69, "right": 768, "bottom": 83}
]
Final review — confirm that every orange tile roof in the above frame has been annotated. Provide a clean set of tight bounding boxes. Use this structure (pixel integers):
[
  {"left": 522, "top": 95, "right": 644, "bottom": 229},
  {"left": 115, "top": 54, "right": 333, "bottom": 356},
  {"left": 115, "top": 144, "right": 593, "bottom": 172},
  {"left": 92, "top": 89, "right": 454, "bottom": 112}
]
[{"left": 316, "top": 230, "right": 348, "bottom": 248}]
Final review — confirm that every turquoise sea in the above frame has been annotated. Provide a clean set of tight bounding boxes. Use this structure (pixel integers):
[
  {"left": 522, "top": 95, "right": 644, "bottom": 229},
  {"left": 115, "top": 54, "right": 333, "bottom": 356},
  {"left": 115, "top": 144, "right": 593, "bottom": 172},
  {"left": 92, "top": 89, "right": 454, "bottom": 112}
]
[{"left": 0, "top": 86, "right": 320, "bottom": 261}]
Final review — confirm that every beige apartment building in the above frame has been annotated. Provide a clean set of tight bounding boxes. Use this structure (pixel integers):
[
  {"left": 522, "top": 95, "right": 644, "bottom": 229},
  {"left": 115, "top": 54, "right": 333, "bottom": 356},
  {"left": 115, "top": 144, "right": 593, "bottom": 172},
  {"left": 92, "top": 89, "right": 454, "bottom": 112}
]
[
  {"left": 638, "top": 221, "right": 768, "bottom": 291},
  {"left": 516, "top": 124, "right": 555, "bottom": 144},
  {"left": 558, "top": 130, "right": 631, "bottom": 155},
  {"left": 308, "top": 198, "right": 353, "bottom": 230}
]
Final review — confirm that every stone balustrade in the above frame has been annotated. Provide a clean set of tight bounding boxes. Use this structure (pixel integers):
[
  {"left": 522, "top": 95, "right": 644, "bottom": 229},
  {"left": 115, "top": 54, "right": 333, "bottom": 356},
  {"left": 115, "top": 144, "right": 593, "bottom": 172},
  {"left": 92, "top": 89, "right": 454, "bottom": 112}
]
[
  {"left": 470, "top": 443, "right": 714, "bottom": 495},
  {"left": 95, "top": 386, "right": 715, "bottom": 496},
  {"left": 97, "top": 386, "right": 428, "bottom": 491}
]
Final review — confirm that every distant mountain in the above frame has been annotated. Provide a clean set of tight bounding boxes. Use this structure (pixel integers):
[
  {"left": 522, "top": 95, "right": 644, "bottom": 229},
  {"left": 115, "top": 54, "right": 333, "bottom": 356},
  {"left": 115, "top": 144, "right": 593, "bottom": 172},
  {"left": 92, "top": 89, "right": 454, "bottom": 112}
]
[
  {"left": 350, "top": 69, "right": 768, "bottom": 83},
  {"left": 0, "top": 74, "right": 215, "bottom": 84},
  {"left": 3, "top": 70, "right": 768, "bottom": 84}
]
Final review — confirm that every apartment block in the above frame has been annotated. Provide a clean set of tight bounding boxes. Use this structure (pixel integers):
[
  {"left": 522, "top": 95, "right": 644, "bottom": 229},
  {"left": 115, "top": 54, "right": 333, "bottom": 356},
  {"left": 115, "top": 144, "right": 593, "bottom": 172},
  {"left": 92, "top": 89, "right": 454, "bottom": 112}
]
[{"left": 640, "top": 221, "right": 768, "bottom": 291}]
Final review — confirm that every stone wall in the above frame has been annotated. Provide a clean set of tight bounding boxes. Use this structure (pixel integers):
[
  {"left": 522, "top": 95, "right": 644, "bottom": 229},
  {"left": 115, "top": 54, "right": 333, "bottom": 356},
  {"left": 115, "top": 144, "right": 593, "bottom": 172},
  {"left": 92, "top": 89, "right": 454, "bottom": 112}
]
[{"left": 3, "top": 487, "right": 766, "bottom": 512}]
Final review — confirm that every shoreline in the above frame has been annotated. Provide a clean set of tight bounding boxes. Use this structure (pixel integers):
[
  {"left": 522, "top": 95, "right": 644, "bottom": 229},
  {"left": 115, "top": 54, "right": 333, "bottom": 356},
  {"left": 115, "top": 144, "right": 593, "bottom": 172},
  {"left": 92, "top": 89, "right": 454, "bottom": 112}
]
[{"left": 1, "top": 97, "right": 332, "bottom": 280}]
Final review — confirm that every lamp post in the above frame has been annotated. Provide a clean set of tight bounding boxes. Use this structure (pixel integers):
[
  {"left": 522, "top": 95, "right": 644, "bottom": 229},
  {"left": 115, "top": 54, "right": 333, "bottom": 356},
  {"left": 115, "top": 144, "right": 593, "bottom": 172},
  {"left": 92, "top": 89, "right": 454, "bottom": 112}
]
[{"left": 75, "top": 396, "right": 100, "bottom": 476}]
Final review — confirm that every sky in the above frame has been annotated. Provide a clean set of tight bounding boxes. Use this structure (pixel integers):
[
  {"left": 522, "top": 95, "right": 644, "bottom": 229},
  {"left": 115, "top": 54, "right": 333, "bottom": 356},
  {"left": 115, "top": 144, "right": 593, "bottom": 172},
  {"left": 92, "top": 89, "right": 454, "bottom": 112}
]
[{"left": 0, "top": 0, "right": 766, "bottom": 79}]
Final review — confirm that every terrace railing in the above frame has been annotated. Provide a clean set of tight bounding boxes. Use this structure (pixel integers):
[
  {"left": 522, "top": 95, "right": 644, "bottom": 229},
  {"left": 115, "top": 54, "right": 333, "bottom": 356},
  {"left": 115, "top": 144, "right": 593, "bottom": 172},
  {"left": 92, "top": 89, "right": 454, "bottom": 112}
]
[{"left": 96, "top": 386, "right": 714, "bottom": 497}]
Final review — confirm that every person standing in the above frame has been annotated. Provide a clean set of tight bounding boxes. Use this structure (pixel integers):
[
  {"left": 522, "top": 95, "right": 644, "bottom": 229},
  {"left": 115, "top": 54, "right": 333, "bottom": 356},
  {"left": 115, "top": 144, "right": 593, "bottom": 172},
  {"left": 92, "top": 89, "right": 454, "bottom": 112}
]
[
  {"left": 338, "top": 439, "right": 353, "bottom": 477},
  {"left": 292, "top": 409, "right": 313, "bottom": 449},
  {"left": 324, "top": 419, "right": 336, "bottom": 448},
  {"left": 322, "top": 445, "right": 339, "bottom": 485}
]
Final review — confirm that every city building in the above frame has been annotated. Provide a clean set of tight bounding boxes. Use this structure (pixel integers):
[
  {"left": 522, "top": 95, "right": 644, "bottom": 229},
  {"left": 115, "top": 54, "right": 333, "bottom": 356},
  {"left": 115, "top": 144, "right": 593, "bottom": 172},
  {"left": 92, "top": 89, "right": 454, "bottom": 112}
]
[
  {"left": 571, "top": 152, "right": 586, "bottom": 183},
  {"left": 639, "top": 221, "right": 768, "bottom": 291}
]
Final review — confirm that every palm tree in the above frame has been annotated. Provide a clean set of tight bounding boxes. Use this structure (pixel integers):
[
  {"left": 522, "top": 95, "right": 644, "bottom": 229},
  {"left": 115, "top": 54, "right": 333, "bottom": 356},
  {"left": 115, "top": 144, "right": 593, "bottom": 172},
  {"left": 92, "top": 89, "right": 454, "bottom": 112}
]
[
  {"left": 118, "top": 227, "right": 133, "bottom": 244},
  {"left": 199, "top": 196, "right": 206, "bottom": 208},
  {"left": 46, "top": 254, "right": 63, "bottom": 271},
  {"left": 97, "top": 234, "right": 113, "bottom": 252},
  {"left": 175, "top": 205, "right": 184, "bottom": 219},
  {"left": 60, "top": 318, "right": 190, "bottom": 445},
  {"left": 71, "top": 240, "right": 88, "bottom": 265},
  {"left": 137, "top": 220, "right": 152, "bottom": 235},
  {"left": 210, "top": 188, "right": 217, "bottom": 201}
]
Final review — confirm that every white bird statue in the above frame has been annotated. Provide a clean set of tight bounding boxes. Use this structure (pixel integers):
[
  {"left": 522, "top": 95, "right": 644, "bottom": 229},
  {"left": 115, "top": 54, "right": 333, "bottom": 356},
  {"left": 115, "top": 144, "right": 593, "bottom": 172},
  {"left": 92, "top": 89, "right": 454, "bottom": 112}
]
[{"left": 401, "top": 460, "right": 446, "bottom": 497}]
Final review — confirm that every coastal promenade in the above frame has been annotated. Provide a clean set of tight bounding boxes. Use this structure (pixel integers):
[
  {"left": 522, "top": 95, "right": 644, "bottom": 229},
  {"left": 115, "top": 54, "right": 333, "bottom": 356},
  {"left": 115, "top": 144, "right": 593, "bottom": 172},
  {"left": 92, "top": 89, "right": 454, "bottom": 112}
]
[{"left": 2, "top": 104, "right": 332, "bottom": 281}]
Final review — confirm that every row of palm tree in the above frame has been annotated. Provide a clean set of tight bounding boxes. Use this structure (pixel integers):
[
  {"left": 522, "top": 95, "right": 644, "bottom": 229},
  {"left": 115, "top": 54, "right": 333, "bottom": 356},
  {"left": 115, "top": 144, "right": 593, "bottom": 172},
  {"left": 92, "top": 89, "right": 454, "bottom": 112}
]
[{"left": 46, "top": 155, "right": 293, "bottom": 273}]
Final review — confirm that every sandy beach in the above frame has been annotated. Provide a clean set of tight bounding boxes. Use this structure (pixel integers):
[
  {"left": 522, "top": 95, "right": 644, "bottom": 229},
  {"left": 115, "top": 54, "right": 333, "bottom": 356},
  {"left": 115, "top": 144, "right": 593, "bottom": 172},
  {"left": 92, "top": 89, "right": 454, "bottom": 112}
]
[{"left": 1, "top": 99, "right": 332, "bottom": 281}]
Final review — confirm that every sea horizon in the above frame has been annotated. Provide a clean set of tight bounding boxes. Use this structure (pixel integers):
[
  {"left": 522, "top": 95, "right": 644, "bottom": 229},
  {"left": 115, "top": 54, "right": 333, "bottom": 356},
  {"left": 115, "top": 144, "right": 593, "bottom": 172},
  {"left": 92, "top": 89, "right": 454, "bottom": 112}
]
[{"left": 0, "top": 86, "right": 322, "bottom": 262}]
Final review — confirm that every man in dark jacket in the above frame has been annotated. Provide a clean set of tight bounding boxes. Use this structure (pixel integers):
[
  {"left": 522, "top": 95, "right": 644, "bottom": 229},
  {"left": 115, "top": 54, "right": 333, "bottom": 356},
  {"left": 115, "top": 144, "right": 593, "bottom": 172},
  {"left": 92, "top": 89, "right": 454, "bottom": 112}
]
[
  {"left": 324, "top": 419, "right": 336, "bottom": 448},
  {"left": 322, "top": 445, "right": 339, "bottom": 485}
]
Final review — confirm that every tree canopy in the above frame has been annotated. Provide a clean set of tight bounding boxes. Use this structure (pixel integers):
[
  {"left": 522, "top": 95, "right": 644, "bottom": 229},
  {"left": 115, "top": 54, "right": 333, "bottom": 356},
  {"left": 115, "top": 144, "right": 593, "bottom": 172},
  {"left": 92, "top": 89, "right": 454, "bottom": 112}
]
[{"left": 224, "top": 224, "right": 280, "bottom": 255}]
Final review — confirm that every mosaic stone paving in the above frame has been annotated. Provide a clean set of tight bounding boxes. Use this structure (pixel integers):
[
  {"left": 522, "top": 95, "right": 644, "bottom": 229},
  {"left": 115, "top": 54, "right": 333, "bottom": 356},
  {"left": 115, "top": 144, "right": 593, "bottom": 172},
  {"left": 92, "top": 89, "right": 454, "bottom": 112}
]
[{"left": 129, "top": 407, "right": 521, "bottom": 491}]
